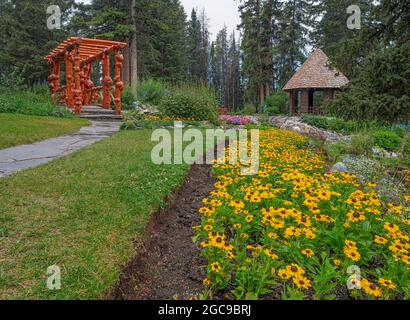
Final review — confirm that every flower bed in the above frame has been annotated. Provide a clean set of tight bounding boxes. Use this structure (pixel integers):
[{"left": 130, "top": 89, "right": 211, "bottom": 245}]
[
  {"left": 220, "top": 115, "right": 255, "bottom": 126},
  {"left": 195, "top": 129, "right": 409, "bottom": 300}
]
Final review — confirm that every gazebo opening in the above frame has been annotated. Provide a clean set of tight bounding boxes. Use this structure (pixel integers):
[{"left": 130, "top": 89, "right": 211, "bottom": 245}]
[
  {"left": 44, "top": 37, "right": 128, "bottom": 115},
  {"left": 284, "top": 49, "right": 349, "bottom": 115}
]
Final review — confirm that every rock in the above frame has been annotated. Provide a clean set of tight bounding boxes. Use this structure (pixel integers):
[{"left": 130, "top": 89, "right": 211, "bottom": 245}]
[{"left": 331, "top": 162, "right": 349, "bottom": 173}]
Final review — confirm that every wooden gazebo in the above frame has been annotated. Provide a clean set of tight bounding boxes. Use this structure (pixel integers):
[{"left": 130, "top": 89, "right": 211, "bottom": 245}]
[
  {"left": 284, "top": 49, "right": 349, "bottom": 115},
  {"left": 44, "top": 37, "right": 128, "bottom": 115}
]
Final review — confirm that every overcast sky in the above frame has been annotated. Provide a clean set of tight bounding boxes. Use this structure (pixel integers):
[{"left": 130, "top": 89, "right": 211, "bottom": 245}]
[{"left": 75, "top": 0, "right": 241, "bottom": 40}]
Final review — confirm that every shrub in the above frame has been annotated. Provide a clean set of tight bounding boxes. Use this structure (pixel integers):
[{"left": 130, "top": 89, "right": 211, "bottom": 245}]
[
  {"left": 346, "top": 133, "right": 374, "bottom": 156},
  {"left": 136, "top": 78, "right": 167, "bottom": 106},
  {"left": 0, "top": 89, "right": 73, "bottom": 118},
  {"left": 263, "top": 91, "right": 289, "bottom": 115},
  {"left": 242, "top": 104, "right": 257, "bottom": 115},
  {"left": 121, "top": 85, "right": 136, "bottom": 110},
  {"left": 159, "top": 84, "right": 218, "bottom": 123},
  {"left": 372, "top": 130, "right": 402, "bottom": 152}
]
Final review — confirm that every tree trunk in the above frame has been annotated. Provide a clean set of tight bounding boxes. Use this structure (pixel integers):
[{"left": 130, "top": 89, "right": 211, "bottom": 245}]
[{"left": 129, "top": 0, "right": 138, "bottom": 85}]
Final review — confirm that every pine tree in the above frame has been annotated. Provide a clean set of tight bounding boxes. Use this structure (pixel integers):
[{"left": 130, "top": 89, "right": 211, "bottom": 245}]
[
  {"left": 187, "top": 9, "right": 202, "bottom": 81},
  {"left": 274, "top": 0, "right": 312, "bottom": 89},
  {"left": 227, "top": 32, "right": 243, "bottom": 111},
  {"left": 214, "top": 26, "right": 229, "bottom": 107},
  {"left": 0, "top": 0, "right": 75, "bottom": 86},
  {"left": 198, "top": 9, "right": 210, "bottom": 84}
]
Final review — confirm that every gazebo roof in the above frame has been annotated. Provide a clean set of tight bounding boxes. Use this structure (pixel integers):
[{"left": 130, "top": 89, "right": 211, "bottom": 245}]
[
  {"left": 283, "top": 48, "right": 349, "bottom": 91},
  {"left": 44, "top": 37, "right": 127, "bottom": 64}
]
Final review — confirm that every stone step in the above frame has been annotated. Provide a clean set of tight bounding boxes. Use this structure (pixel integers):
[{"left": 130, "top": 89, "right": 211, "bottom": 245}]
[
  {"left": 80, "top": 114, "right": 123, "bottom": 121},
  {"left": 81, "top": 106, "right": 116, "bottom": 115}
]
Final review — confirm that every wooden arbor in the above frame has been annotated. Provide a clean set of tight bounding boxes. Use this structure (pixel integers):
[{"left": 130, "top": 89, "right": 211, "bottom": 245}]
[{"left": 44, "top": 37, "right": 128, "bottom": 115}]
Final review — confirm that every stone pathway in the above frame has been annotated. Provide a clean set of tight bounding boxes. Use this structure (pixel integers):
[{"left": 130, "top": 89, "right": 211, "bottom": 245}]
[{"left": 0, "top": 121, "right": 121, "bottom": 178}]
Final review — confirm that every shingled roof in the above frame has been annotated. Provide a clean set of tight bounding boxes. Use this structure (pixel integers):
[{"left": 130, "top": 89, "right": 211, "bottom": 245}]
[{"left": 283, "top": 48, "right": 349, "bottom": 91}]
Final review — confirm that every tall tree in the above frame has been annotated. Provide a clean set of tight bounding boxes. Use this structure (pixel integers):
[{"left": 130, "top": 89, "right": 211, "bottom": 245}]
[
  {"left": 227, "top": 32, "right": 243, "bottom": 111},
  {"left": 187, "top": 9, "right": 202, "bottom": 80},
  {"left": 213, "top": 26, "right": 229, "bottom": 106},
  {"left": 0, "top": 0, "right": 75, "bottom": 86},
  {"left": 274, "top": 0, "right": 312, "bottom": 88},
  {"left": 198, "top": 8, "right": 210, "bottom": 83}
]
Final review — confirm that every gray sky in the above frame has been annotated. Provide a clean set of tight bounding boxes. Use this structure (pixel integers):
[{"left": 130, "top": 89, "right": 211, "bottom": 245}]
[{"left": 75, "top": 0, "right": 241, "bottom": 40}]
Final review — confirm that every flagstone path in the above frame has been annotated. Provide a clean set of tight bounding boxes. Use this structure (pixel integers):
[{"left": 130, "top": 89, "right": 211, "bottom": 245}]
[{"left": 0, "top": 121, "right": 121, "bottom": 178}]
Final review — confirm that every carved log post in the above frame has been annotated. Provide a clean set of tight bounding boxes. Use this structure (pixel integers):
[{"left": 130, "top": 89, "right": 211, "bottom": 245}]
[
  {"left": 102, "top": 53, "right": 113, "bottom": 109},
  {"left": 114, "top": 49, "right": 124, "bottom": 115},
  {"left": 83, "top": 63, "right": 94, "bottom": 106},
  {"left": 73, "top": 45, "right": 83, "bottom": 115},
  {"left": 65, "top": 53, "right": 74, "bottom": 108}
]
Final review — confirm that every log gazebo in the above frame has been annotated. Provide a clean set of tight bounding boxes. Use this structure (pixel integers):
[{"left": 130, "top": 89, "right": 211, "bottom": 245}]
[
  {"left": 284, "top": 48, "right": 349, "bottom": 115},
  {"left": 44, "top": 37, "right": 128, "bottom": 115}
]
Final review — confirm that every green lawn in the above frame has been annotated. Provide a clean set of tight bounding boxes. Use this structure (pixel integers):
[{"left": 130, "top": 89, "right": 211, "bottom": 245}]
[
  {"left": 0, "top": 114, "right": 89, "bottom": 149},
  {"left": 0, "top": 130, "right": 189, "bottom": 299}
]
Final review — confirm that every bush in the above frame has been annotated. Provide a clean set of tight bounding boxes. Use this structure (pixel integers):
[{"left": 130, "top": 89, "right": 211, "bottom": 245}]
[
  {"left": 121, "top": 85, "right": 136, "bottom": 110},
  {"left": 0, "top": 89, "right": 73, "bottom": 118},
  {"left": 242, "top": 104, "right": 257, "bottom": 115},
  {"left": 346, "top": 133, "right": 374, "bottom": 156},
  {"left": 301, "top": 115, "right": 373, "bottom": 134},
  {"left": 372, "top": 130, "right": 402, "bottom": 152},
  {"left": 159, "top": 84, "right": 218, "bottom": 123},
  {"left": 263, "top": 91, "right": 289, "bottom": 115},
  {"left": 136, "top": 79, "right": 167, "bottom": 106}
]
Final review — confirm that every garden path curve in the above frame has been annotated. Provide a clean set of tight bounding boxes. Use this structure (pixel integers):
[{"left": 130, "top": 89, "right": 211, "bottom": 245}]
[{"left": 0, "top": 121, "right": 120, "bottom": 178}]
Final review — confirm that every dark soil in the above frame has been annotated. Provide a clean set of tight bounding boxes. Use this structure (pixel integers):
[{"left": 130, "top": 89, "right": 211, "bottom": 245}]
[{"left": 110, "top": 163, "right": 215, "bottom": 300}]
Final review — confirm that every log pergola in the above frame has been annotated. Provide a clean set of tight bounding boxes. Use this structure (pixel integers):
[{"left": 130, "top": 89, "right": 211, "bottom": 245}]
[{"left": 44, "top": 37, "right": 128, "bottom": 115}]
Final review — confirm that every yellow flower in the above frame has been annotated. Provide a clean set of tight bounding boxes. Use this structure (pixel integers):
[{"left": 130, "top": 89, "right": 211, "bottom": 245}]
[
  {"left": 204, "top": 224, "right": 213, "bottom": 232},
  {"left": 333, "top": 259, "right": 342, "bottom": 266},
  {"left": 347, "top": 210, "right": 366, "bottom": 223},
  {"left": 292, "top": 276, "right": 312, "bottom": 290},
  {"left": 361, "top": 278, "right": 382, "bottom": 298},
  {"left": 211, "top": 262, "right": 222, "bottom": 273},
  {"left": 203, "top": 278, "right": 211, "bottom": 286},
  {"left": 245, "top": 215, "right": 254, "bottom": 223},
  {"left": 343, "top": 246, "right": 361, "bottom": 262},
  {"left": 268, "top": 232, "right": 278, "bottom": 240},
  {"left": 233, "top": 223, "right": 242, "bottom": 230},
  {"left": 301, "top": 249, "right": 315, "bottom": 258},
  {"left": 378, "top": 278, "right": 396, "bottom": 290},
  {"left": 278, "top": 269, "right": 291, "bottom": 280},
  {"left": 374, "top": 235, "right": 388, "bottom": 245},
  {"left": 285, "top": 264, "right": 305, "bottom": 278}
]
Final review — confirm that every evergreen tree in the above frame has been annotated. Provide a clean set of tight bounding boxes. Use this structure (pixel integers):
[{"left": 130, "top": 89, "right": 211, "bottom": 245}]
[
  {"left": 214, "top": 26, "right": 229, "bottom": 106},
  {"left": 187, "top": 9, "right": 202, "bottom": 80},
  {"left": 274, "top": 0, "right": 312, "bottom": 89},
  {"left": 0, "top": 0, "right": 75, "bottom": 86},
  {"left": 227, "top": 32, "right": 243, "bottom": 111},
  {"left": 198, "top": 9, "right": 210, "bottom": 83}
]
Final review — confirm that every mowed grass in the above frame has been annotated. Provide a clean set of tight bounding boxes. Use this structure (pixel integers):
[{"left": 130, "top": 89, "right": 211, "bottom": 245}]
[
  {"left": 0, "top": 130, "right": 189, "bottom": 299},
  {"left": 0, "top": 114, "right": 89, "bottom": 149}
]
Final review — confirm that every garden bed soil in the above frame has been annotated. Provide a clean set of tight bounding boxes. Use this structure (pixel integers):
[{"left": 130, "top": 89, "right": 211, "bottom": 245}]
[{"left": 110, "top": 163, "right": 215, "bottom": 300}]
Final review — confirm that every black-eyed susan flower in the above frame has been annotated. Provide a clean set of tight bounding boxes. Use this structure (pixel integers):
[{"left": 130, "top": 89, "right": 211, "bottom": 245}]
[
  {"left": 301, "top": 249, "right": 315, "bottom": 258},
  {"left": 361, "top": 278, "right": 382, "bottom": 298},
  {"left": 333, "top": 259, "right": 342, "bottom": 266},
  {"left": 293, "top": 276, "right": 312, "bottom": 290},
  {"left": 203, "top": 278, "right": 211, "bottom": 286},
  {"left": 285, "top": 264, "right": 305, "bottom": 278},
  {"left": 378, "top": 278, "right": 396, "bottom": 290},
  {"left": 211, "top": 262, "right": 221, "bottom": 273},
  {"left": 278, "top": 269, "right": 291, "bottom": 280},
  {"left": 374, "top": 235, "right": 388, "bottom": 245}
]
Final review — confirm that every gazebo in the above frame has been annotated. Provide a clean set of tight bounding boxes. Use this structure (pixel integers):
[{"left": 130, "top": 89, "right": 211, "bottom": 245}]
[
  {"left": 283, "top": 48, "right": 349, "bottom": 115},
  {"left": 44, "top": 37, "right": 128, "bottom": 115}
]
